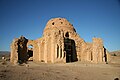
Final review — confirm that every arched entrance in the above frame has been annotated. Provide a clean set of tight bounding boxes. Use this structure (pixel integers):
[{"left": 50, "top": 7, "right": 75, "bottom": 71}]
[
  {"left": 27, "top": 45, "right": 33, "bottom": 61},
  {"left": 64, "top": 32, "right": 78, "bottom": 63},
  {"left": 65, "top": 32, "right": 69, "bottom": 38}
]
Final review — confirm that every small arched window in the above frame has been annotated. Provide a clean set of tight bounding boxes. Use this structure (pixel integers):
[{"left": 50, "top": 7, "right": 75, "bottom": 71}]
[
  {"left": 65, "top": 32, "right": 69, "bottom": 38},
  {"left": 52, "top": 22, "right": 54, "bottom": 25}
]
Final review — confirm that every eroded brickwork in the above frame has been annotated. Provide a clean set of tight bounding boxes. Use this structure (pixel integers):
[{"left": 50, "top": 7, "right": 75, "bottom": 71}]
[{"left": 10, "top": 18, "right": 110, "bottom": 64}]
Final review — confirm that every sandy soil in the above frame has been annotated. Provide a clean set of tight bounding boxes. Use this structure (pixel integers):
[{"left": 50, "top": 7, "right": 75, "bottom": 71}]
[{"left": 0, "top": 60, "right": 120, "bottom": 80}]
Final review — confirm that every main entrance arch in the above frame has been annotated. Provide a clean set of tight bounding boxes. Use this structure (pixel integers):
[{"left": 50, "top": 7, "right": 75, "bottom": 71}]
[{"left": 64, "top": 38, "right": 78, "bottom": 63}]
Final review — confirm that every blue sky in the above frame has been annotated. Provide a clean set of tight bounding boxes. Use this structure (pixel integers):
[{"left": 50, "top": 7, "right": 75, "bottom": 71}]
[{"left": 0, "top": 0, "right": 120, "bottom": 52}]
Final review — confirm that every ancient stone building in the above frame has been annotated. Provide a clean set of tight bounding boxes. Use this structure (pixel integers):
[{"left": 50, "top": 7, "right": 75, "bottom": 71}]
[{"left": 10, "top": 18, "right": 110, "bottom": 64}]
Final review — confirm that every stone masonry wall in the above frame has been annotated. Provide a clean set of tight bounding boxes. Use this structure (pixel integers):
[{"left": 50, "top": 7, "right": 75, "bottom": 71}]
[{"left": 10, "top": 18, "right": 110, "bottom": 64}]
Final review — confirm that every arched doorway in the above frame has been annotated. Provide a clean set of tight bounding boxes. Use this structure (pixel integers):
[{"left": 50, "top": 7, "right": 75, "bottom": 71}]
[
  {"left": 64, "top": 38, "right": 78, "bottom": 63},
  {"left": 27, "top": 45, "right": 33, "bottom": 61},
  {"left": 65, "top": 32, "right": 69, "bottom": 38}
]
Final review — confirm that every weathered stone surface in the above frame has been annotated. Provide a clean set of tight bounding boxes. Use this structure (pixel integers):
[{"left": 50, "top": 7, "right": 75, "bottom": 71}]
[{"left": 10, "top": 18, "right": 110, "bottom": 64}]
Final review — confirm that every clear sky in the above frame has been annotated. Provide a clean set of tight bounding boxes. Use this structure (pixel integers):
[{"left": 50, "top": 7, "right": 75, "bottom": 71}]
[{"left": 0, "top": 0, "right": 120, "bottom": 52}]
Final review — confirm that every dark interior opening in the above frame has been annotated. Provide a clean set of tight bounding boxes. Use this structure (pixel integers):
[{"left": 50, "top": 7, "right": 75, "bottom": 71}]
[
  {"left": 65, "top": 32, "right": 69, "bottom": 38},
  {"left": 52, "top": 22, "right": 54, "bottom": 25},
  {"left": 57, "top": 45, "right": 59, "bottom": 58},
  {"left": 27, "top": 49, "right": 33, "bottom": 61},
  {"left": 91, "top": 53, "right": 93, "bottom": 61},
  {"left": 104, "top": 48, "right": 107, "bottom": 63},
  {"left": 64, "top": 38, "right": 78, "bottom": 63},
  {"left": 18, "top": 36, "right": 28, "bottom": 64},
  {"left": 27, "top": 45, "right": 33, "bottom": 61}
]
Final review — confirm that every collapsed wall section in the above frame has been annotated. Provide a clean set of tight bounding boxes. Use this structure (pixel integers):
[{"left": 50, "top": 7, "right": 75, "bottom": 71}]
[{"left": 10, "top": 36, "right": 28, "bottom": 64}]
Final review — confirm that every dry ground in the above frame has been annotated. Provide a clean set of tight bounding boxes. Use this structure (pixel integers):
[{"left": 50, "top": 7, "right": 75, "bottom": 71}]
[{"left": 0, "top": 57, "right": 120, "bottom": 80}]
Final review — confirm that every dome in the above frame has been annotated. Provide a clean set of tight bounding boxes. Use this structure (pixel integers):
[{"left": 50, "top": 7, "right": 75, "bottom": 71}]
[{"left": 43, "top": 18, "right": 76, "bottom": 33}]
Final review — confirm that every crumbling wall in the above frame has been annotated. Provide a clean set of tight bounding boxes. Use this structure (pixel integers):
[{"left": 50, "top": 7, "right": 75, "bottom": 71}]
[
  {"left": 27, "top": 40, "right": 39, "bottom": 62},
  {"left": 42, "top": 28, "right": 65, "bottom": 63},
  {"left": 17, "top": 36, "right": 28, "bottom": 63},
  {"left": 10, "top": 18, "right": 111, "bottom": 64},
  {"left": 10, "top": 38, "right": 19, "bottom": 64},
  {"left": 80, "top": 42, "right": 94, "bottom": 62},
  {"left": 10, "top": 36, "right": 28, "bottom": 64},
  {"left": 92, "top": 38, "right": 105, "bottom": 63}
]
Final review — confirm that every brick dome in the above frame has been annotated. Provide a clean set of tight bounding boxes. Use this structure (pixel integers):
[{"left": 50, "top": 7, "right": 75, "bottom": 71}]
[{"left": 43, "top": 18, "right": 76, "bottom": 34}]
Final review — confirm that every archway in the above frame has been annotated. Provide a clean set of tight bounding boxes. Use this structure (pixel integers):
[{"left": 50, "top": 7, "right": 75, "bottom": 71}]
[
  {"left": 64, "top": 38, "right": 78, "bottom": 63},
  {"left": 65, "top": 32, "right": 69, "bottom": 38},
  {"left": 27, "top": 45, "right": 33, "bottom": 61}
]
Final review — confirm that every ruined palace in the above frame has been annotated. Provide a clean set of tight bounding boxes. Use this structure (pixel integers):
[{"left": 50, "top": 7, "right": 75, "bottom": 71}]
[{"left": 10, "top": 18, "right": 110, "bottom": 64}]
